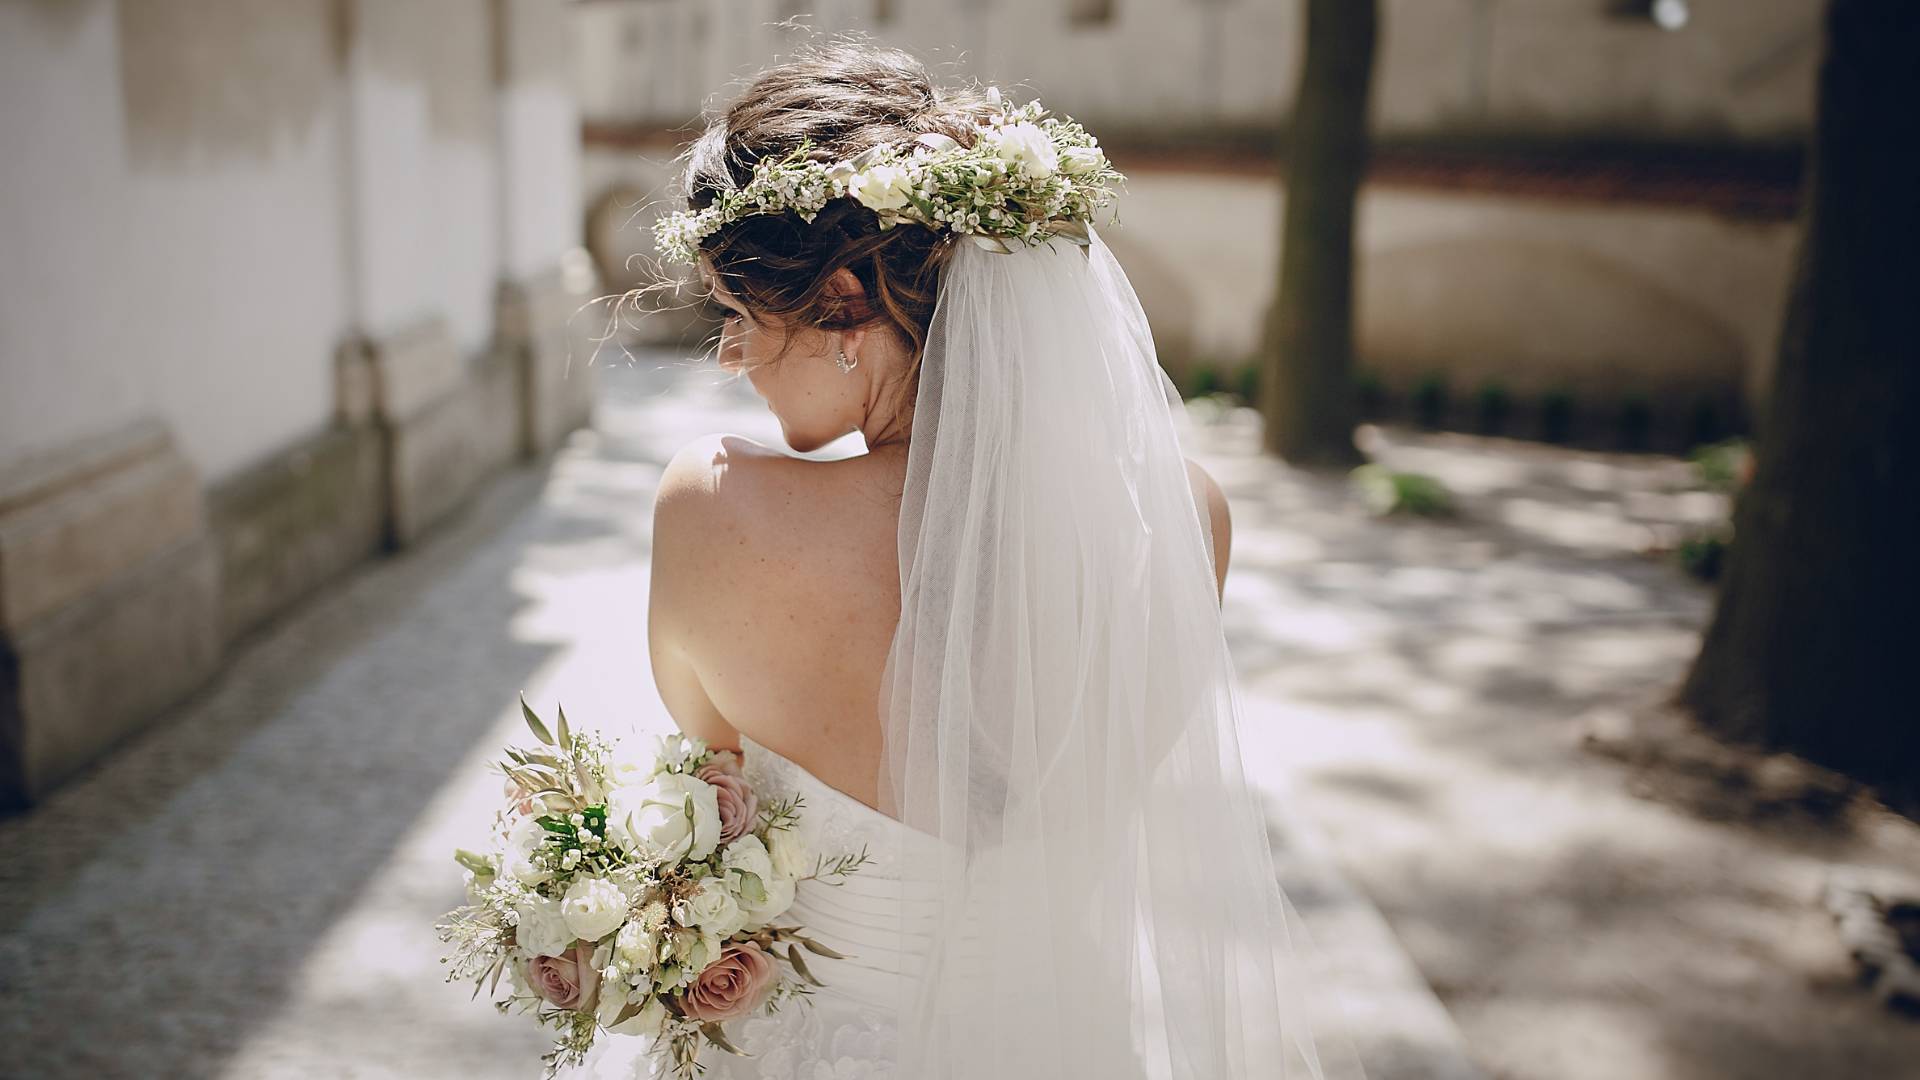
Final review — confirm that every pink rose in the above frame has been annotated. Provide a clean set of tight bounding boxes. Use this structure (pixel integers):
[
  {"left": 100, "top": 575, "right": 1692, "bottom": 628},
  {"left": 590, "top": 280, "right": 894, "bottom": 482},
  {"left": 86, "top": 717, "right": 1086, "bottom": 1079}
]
[
  {"left": 503, "top": 777, "right": 537, "bottom": 817},
  {"left": 681, "top": 941, "right": 777, "bottom": 1023},
  {"left": 526, "top": 942, "right": 601, "bottom": 1011},
  {"left": 697, "top": 759, "right": 758, "bottom": 844}
]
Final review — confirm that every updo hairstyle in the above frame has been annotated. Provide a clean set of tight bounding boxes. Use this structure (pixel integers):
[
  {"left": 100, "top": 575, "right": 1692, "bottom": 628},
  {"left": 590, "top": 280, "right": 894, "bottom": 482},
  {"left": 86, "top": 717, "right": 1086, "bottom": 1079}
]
[{"left": 681, "top": 43, "right": 995, "bottom": 367}]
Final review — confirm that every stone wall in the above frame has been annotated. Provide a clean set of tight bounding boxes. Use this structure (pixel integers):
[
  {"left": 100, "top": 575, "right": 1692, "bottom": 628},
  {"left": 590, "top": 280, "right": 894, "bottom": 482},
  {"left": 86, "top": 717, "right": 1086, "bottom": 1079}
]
[
  {"left": 0, "top": 0, "right": 595, "bottom": 809},
  {"left": 573, "top": 0, "right": 1821, "bottom": 143},
  {"left": 1109, "top": 167, "right": 1796, "bottom": 448}
]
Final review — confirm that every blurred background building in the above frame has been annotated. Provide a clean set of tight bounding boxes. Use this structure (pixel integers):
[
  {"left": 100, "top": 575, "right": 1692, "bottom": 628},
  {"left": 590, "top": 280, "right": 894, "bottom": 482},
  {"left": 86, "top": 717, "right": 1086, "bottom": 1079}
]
[
  {"left": 0, "top": 0, "right": 1822, "bottom": 811},
  {"left": 579, "top": 0, "right": 1816, "bottom": 449}
]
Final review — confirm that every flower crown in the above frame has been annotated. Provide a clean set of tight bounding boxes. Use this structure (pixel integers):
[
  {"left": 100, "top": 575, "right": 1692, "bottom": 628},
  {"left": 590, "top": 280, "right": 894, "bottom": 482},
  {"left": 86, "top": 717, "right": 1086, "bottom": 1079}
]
[{"left": 653, "top": 90, "right": 1124, "bottom": 265}]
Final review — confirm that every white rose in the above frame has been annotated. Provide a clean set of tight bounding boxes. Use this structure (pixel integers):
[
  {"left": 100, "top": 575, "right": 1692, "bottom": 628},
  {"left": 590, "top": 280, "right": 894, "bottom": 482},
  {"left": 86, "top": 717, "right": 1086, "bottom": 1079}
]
[
  {"left": 989, "top": 122, "right": 1057, "bottom": 179},
  {"left": 1060, "top": 145, "right": 1105, "bottom": 175},
  {"left": 604, "top": 741, "right": 652, "bottom": 790},
  {"left": 742, "top": 874, "right": 797, "bottom": 930},
  {"left": 768, "top": 827, "right": 811, "bottom": 881},
  {"left": 720, "top": 834, "right": 775, "bottom": 885},
  {"left": 613, "top": 920, "right": 658, "bottom": 970},
  {"left": 606, "top": 773, "right": 721, "bottom": 862},
  {"left": 514, "top": 896, "right": 573, "bottom": 958},
  {"left": 561, "top": 876, "right": 629, "bottom": 943},
  {"left": 502, "top": 814, "right": 552, "bottom": 885},
  {"left": 849, "top": 164, "right": 915, "bottom": 212},
  {"left": 680, "top": 878, "right": 749, "bottom": 938}
]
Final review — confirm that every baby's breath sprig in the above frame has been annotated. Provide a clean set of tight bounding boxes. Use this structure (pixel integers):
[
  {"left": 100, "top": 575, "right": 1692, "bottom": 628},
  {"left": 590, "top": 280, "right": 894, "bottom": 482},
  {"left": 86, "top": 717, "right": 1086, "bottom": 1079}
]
[
  {"left": 806, "top": 846, "right": 872, "bottom": 885},
  {"left": 757, "top": 793, "right": 806, "bottom": 834},
  {"left": 653, "top": 92, "right": 1123, "bottom": 265}
]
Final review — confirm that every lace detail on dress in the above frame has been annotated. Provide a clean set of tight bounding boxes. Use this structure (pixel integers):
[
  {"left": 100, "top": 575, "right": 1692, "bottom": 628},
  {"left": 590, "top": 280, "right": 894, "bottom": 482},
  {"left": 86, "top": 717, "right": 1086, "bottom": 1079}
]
[{"left": 739, "top": 737, "right": 910, "bottom": 876}]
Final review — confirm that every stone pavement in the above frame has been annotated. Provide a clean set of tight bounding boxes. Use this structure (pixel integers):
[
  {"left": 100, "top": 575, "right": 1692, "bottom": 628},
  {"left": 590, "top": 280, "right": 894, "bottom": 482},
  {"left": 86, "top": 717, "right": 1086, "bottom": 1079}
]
[{"left": 0, "top": 358, "right": 1479, "bottom": 1080}]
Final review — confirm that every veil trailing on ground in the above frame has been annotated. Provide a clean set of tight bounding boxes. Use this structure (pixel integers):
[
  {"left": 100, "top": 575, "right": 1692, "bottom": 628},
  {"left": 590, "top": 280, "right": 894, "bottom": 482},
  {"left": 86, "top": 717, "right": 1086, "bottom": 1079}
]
[{"left": 878, "top": 230, "right": 1366, "bottom": 1079}]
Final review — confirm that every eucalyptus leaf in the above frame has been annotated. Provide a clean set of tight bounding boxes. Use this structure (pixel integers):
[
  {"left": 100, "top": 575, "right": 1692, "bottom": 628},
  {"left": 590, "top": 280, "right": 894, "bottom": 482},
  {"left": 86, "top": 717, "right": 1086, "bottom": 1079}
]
[
  {"left": 519, "top": 695, "right": 555, "bottom": 747},
  {"left": 555, "top": 703, "right": 572, "bottom": 750},
  {"left": 1049, "top": 218, "right": 1092, "bottom": 246},
  {"left": 798, "top": 936, "right": 848, "bottom": 960},
  {"left": 453, "top": 848, "right": 494, "bottom": 875},
  {"left": 786, "top": 945, "right": 824, "bottom": 987},
  {"left": 700, "top": 1023, "right": 752, "bottom": 1058},
  {"left": 488, "top": 956, "right": 507, "bottom": 998}
]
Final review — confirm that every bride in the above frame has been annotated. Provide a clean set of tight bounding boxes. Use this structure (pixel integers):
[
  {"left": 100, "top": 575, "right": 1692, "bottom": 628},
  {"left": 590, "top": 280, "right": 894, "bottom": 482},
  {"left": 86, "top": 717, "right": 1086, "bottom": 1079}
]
[{"left": 625, "top": 42, "right": 1361, "bottom": 1080}]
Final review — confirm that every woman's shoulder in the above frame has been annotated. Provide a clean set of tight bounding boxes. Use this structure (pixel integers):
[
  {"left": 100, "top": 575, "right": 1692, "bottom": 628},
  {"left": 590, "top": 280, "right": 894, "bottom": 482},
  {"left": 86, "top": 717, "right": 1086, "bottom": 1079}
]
[
  {"left": 656, "top": 433, "right": 791, "bottom": 508},
  {"left": 652, "top": 434, "right": 873, "bottom": 574},
  {"left": 654, "top": 433, "right": 824, "bottom": 538}
]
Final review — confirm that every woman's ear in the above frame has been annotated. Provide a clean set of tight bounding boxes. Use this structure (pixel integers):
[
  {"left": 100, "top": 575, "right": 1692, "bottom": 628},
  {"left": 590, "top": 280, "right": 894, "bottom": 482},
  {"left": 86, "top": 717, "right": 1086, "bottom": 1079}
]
[
  {"left": 825, "top": 267, "right": 867, "bottom": 312},
  {"left": 825, "top": 267, "right": 872, "bottom": 360}
]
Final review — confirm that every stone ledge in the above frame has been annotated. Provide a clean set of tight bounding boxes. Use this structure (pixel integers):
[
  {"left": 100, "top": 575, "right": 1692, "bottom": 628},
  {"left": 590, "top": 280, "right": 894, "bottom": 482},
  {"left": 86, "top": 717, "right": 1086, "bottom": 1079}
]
[
  {"left": 497, "top": 259, "right": 597, "bottom": 457},
  {"left": 210, "top": 422, "right": 385, "bottom": 646},
  {"left": 0, "top": 424, "right": 204, "bottom": 633},
  {"left": 371, "top": 317, "right": 465, "bottom": 423},
  {"left": 383, "top": 345, "right": 523, "bottom": 548},
  {"left": 0, "top": 422, "right": 222, "bottom": 807},
  {"left": 0, "top": 536, "right": 219, "bottom": 808}
]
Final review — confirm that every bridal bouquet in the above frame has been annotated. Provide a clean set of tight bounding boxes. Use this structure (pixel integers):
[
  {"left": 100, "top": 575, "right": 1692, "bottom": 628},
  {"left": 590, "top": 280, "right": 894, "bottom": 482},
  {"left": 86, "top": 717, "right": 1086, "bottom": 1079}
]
[{"left": 436, "top": 699, "right": 863, "bottom": 1078}]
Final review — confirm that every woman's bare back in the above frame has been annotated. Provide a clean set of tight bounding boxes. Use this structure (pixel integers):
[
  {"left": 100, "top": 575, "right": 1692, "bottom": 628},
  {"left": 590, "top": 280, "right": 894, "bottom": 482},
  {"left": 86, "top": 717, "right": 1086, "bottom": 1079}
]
[{"left": 649, "top": 433, "right": 1231, "bottom": 809}]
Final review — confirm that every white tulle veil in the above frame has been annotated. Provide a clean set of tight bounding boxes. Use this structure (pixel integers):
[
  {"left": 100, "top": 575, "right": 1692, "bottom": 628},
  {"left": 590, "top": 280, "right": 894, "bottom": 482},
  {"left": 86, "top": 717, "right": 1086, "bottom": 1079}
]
[{"left": 876, "top": 228, "right": 1365, "bottom": 1080}]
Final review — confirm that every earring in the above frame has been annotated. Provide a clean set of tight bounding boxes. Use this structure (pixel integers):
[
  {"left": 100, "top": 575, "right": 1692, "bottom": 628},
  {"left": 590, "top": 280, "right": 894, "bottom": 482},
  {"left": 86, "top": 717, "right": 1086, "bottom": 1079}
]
[{"left": 836, "top": 347, "right": 859, "bottom": 374}]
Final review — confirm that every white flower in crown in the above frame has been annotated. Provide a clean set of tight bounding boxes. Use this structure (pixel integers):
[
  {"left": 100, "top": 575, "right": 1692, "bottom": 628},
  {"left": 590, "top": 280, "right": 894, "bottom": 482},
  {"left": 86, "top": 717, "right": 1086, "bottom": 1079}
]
[
  {"left": 651, "top": 93, "right": 1124, "bottom": 265},
  {"left": 986, "top": 121, "right": 1057, "bottom": 179},
  {"left": 848, "top": 163, "right": 916, "bottom": 211},
  {"left": 1061, "top": 144, "right": 1106, "bottom": 176}
]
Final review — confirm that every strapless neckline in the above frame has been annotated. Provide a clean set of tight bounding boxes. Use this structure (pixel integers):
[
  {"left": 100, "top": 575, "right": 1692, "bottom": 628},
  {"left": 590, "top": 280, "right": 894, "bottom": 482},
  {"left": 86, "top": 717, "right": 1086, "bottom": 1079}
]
[
  {"left": 736, "top": 734, "right": 953, "bottom": 877},
  {"left": 737, "top": 733, "right": 882, "bottom": 815}
]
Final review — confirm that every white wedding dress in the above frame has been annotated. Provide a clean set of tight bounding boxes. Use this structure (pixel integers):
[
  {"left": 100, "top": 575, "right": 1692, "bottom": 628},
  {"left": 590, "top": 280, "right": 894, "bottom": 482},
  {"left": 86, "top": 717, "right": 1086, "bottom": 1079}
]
[
  {"left": 697, "top": 735, "right": 940, "bottom": 1078},
  {"left": 590, "top": 231, "right": 1360, "bottom": 1080},
  {"left": 580, "top": 734, "right": 941, "bottom": 1080}
]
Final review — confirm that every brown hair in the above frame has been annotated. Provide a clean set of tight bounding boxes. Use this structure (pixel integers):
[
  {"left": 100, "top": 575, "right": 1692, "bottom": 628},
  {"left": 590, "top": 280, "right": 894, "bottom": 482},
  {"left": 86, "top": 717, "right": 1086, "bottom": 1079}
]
[{"left": 681, "top": 43, "right": 993, "bottom": 373}]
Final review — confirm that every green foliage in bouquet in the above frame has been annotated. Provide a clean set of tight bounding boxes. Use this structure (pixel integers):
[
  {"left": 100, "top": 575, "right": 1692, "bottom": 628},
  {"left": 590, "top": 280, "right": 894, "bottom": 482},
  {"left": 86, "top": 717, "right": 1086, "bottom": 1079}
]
[{"left": 436, "top": 698, "right": 866, "bottom": 1079}]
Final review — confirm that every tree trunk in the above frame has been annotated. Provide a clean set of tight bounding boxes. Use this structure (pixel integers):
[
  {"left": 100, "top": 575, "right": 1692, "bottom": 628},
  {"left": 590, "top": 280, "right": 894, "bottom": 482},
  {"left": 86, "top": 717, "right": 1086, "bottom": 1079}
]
[
  {"left": 1680, "top": 0, "right": 1920, "bottom": 799},
  {"left": 1259, "top": 0, "right": 1377, "bottom": 466}
]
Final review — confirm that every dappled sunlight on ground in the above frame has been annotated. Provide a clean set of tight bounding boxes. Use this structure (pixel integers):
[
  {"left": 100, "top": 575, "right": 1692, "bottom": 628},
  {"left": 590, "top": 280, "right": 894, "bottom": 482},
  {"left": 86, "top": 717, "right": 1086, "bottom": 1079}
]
[
  {"left": 1185, "top": 402, "right": 1920, "bottom": 1080},
  {"left": 2, "top": 362, "right": 1910, "bottom": 1078}
]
